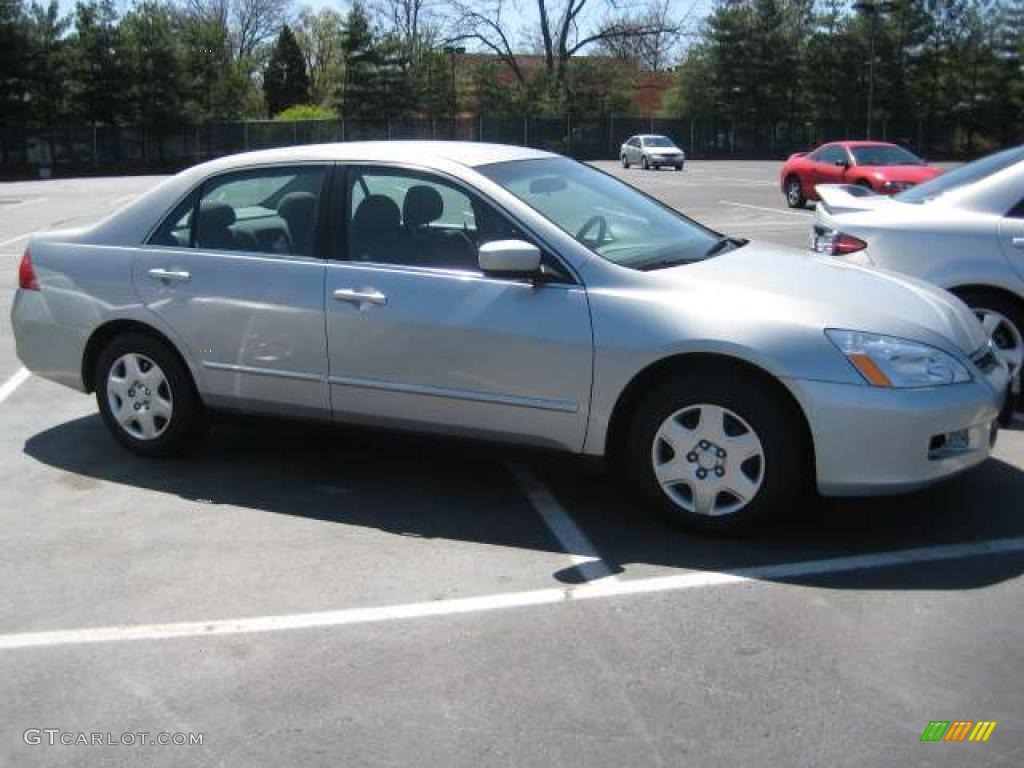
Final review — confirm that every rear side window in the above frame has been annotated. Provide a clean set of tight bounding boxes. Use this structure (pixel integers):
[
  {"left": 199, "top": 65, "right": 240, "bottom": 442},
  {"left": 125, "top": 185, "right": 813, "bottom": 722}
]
[
  {"left": 149, "top": 192, "right": 198, "bottom": 248},
  {"left": 815, "top": 146, "right": 847, "bottom": 165},
  {"left": 150, "top": 166, "right": 326, "bottom": 258}
]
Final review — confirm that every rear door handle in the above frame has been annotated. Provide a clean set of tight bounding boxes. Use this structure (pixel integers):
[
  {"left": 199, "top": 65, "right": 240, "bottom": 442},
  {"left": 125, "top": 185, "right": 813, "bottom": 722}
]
[
  {"left": 1012, "top": 237, "right": 1024, "bottom": 249},
  {"left": 147, "top": 268, "right": 191, "bottom": 283},
  {"left": 333, "top": 288, "right": 388, "bottom": 307}
]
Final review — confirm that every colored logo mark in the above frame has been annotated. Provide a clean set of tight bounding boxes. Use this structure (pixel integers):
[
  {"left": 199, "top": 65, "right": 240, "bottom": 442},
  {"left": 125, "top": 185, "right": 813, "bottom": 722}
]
[{"left": 920, "top": 721, "right": 997, "bottom": 742}]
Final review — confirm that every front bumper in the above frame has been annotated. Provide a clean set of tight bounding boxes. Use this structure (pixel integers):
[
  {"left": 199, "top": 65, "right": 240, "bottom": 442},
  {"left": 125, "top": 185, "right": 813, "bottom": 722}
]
[
  {"left": 789, "top": 367, "right": 1009, "bottom": 496},
  {"left": 646, "top": 155, "right": 685, "bottom": 168}
]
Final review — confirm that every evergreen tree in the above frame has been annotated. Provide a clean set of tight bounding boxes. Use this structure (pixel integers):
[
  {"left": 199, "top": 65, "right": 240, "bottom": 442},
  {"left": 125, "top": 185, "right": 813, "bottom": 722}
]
[
  {"left": 68, "top": 0, "right": 124, "bottom": 127},
  {"left": 263, "top": 25, "right": 310, "bottom": 117},
  {"left": 336, "top": 1, "right": 379, "bottom": 118},
  {"left": 0, "top": 0, "right": 29, "bottom": 132}
]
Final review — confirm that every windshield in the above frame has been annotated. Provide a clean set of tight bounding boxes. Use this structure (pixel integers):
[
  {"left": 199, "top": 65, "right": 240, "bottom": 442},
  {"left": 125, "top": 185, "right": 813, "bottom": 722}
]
[
  {"left": 478, "top": 157, "right": 722, "bottom": 270},
  {"left": 850, "top": 145, "right": 924, "bottom": 166},
  {"left": 896, "top": 146, "right": 1024, "bottom": 204},
  {"left": 643, "top": 136, "right": 676, "bottom": 148}
]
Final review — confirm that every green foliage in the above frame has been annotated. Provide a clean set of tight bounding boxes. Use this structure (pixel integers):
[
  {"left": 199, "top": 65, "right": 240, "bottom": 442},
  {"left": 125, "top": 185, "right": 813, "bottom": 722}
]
[
  {"left": 673, "top": 0, "right": 1024, "bottom": 153},
  {"left": 264, "top": 25, "right": 310, "bottom": 117},
  {"left": 274, "top": 104, "right": 338, "bottom": 121}
]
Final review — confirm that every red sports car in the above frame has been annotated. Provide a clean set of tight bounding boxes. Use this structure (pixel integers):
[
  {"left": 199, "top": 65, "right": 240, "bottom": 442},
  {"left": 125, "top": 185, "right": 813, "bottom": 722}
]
[{"left": 780, "top": 141, "right": 942, "bottom": 208}]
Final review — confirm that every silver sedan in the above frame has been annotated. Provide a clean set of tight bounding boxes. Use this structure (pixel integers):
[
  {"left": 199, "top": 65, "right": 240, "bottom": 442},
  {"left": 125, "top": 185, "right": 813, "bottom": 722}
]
[{"left": 11, "top": 142, "right": 1011, "bottom": 533}]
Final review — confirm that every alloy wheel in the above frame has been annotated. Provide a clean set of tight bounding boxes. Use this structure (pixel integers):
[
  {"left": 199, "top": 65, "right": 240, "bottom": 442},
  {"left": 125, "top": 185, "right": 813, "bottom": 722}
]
[
  {"left": 650, "top": 403, "right": 766, "bottom": 517},
  {"left": 975, "top": 308, "right": 1024, "bottom": 390},
  {"left": 106, "top": 352, "right": 174, "bottom": 440}
]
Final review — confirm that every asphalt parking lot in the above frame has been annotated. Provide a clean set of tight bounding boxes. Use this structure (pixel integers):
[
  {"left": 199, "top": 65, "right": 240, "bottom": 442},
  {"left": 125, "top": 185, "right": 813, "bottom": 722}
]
[{"left": 2, "top": 161, "right": 1022, "bottom": 767}]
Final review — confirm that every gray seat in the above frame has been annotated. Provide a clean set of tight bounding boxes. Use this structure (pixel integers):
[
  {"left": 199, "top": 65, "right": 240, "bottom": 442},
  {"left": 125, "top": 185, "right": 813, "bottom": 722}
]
[
  {"left": 350, "top": 195, "right": 404, "bottom": 262},
  {"left": 196, "top": 201, "right": 237, "bottom": 251},
  {"left": 277, "top": 192, "right": 317, "bottom": 257},
  {"left": 401, "top": 184, "right": 475, "bottom": 269}
]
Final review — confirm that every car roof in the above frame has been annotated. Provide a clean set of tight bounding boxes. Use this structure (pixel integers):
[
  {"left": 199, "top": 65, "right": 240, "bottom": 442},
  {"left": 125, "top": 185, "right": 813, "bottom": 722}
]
[{"left": 196, "top": 141, "right": 554, "bottom": 173}]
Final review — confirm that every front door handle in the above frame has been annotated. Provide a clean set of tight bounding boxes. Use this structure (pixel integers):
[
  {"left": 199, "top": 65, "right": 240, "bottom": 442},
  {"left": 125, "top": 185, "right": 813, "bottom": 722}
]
[
  {"left": 1012, "top": 237, "right": 1024, "bottom": 249},
  {"left": 147, "top": 268, "right": 191, "bottom": 283},
  {"left": 333, "top": 287, "right": 388, "bottom": 307}
]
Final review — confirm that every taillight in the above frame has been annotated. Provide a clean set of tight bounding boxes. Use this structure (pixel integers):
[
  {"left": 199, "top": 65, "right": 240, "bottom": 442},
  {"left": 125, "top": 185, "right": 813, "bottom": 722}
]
[
  {"left": 18, "top": 248, "right": 40, "bottom": 291},
  {"left": 812, "top": 228, "right": 867, "bottom": 256}
]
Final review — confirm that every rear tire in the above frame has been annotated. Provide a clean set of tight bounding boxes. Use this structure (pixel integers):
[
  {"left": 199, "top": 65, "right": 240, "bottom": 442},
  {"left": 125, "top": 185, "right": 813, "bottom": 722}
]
[
  {"left": 626, "top": 373, "right": 805, "bottom": 535},
  {"left": 95, "top": 332, "right": 201, "bottom": 457},
  {"left": 785, "top": 175, "right": 806, "bottom": 208}
]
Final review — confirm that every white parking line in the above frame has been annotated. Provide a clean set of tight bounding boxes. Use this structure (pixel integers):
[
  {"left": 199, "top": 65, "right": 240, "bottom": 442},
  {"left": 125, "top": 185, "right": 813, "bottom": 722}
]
[
  {"left": 0, "top": 197, "right": 47, "bottom": 212},
  {"left": 2, "top": 535, "right": 1022, "bottom": 651},
  {"left": 718, "top": 200, "right": 812, "bottom": 217},
  {"left": 0, "top": 231, "right": 34, "bottom": 249},
  {"left": 507, "top": 463, "right": 619, "bottom": 584},
  {"left": 0, "top": 368, "right": 30, "bottom": 405}
]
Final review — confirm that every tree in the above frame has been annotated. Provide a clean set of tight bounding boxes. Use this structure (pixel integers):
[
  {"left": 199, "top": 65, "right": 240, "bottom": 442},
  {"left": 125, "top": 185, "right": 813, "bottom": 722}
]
[
  {"left": 68, "top": 0, "right": 125, "bottom": 127},
  {"left": 0, "top": 0, "right": 29, "bottom": 132},
  {"left": 264, "top": 25, "right": 310, "bottom": 117},
  {"left": 337, "top": 1, "right": 380, "bottom": 118},
  {"left": 294, "top": 8, "right": 345, "bottom": 105},
  {"left": 120, "top": 1, "right": 184, "bottom": 160},
  {"left": 449, "top": 0, "right": 679, "bottom": 93}
]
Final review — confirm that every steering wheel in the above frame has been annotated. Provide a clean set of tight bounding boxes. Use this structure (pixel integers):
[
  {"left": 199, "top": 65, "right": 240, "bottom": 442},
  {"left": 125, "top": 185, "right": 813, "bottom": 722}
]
[{"left": 576, "top": 215, "right": 608, "bottom": 248}]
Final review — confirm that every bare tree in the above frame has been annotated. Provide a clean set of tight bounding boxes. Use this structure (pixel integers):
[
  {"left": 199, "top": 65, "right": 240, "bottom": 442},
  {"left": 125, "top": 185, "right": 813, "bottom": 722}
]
[
  {"left": 293, "top": 7, "right": 346, "bottom": 105},
  {"left": 373, "top": 0, "right": 441, "bottom": 59},
  {"left": 449, "top": 0, "right": 680, "bottom": 87},
  {"left": 594, "top": 0, "right": 689, "bottom": 70},
  {"left": 232, "top": 0, "right": 291, "bottom": 61}
]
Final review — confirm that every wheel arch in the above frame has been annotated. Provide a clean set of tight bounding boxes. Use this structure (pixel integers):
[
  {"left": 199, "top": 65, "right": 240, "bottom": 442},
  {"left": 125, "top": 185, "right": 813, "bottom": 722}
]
[
  {"left": 604, "top": 352, "right": 816, "bottom": 480},
  {"left": 947, "top": 283, "right": 1024, "bottom": 314},
  {"left": 82, "top": 319, "right": 200, "bottom": 398}
]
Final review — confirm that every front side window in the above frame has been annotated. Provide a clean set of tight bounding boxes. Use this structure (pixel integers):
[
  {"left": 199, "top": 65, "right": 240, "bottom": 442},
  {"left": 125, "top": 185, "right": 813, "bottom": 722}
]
[
  {"left": 157, "top": 166, "right": 326, "bottom": 257},
  {"left": 850, "top": 144, "right": 923, "bottom": 167},
  {"left": 815, "top": 146, "right": 847, "bottom": 165},
  {"left": 344, "top": 167, "right": 527, "bottom": 271},
  {"left": 479, "top": 157, "right": 726, "bottom": 271}
]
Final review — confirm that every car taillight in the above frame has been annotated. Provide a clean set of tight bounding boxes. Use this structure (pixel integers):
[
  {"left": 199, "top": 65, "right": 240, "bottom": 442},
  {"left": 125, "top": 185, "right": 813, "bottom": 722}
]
[
  {"left": 18, "top": 248, "right": 40, "bottom": 290},
  {"left": 812, "top": 228, "right": 867, "bottom": 256}
]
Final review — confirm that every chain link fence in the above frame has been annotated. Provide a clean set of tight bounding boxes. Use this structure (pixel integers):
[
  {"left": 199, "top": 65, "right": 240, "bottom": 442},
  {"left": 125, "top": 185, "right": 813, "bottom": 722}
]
[{"left": 0, "top": 115, "right": 980, "bottom": 176}]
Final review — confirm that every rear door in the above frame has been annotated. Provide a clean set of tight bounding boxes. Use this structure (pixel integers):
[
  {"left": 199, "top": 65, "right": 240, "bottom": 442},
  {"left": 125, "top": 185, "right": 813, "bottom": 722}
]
[
  {"left": 134, "top": 164, "right": 330, "bottom": 418},
  {"left": 322, "top": 164, "right": 593, "bottom": 451}
]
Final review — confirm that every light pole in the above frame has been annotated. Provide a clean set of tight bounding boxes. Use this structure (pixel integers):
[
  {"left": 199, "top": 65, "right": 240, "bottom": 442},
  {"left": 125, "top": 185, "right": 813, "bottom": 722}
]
[
  {"left": 853, "top": 0, "right": 896, "bottom": 140},
  {"left": 442, "top": 45, "right": 466, "bottom": 135}
]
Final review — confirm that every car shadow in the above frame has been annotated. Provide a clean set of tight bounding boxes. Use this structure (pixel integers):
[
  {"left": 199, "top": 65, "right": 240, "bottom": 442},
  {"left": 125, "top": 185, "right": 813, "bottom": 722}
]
[{"left": 23, "top": 414, "right": 1024, "bottom": 593}]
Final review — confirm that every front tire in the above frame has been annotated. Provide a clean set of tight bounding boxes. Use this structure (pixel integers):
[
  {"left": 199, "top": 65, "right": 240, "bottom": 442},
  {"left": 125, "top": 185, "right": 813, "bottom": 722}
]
[
  {"left": 621, "top": 154, "right": 630, "bottom": 168},
  {"left": 785, "top": 175, "right": 806, "bottom": 208},
  {"left": 626, "top": 373, "right": 805, "bottom": 534},
  {"left": 642, "top": 155, "right": 650, "bottom": 170},
  {"left": 95, "top": 332, "right": 200, "bottom": 457}
]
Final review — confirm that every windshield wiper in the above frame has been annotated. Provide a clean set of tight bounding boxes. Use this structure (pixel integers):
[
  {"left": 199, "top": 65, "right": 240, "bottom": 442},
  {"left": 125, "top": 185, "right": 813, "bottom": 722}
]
[{"left": 702, "top": 236, "right": 748, "bottom": 258}]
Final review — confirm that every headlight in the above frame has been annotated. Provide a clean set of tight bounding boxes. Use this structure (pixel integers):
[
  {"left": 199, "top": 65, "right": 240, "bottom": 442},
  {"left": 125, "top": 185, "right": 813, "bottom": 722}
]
[
  {"left": 826, "top": 330, "right": 971, "bottom": 387},
  {"left": 882, "top": 180, "right": 914, "bottom": 192}
]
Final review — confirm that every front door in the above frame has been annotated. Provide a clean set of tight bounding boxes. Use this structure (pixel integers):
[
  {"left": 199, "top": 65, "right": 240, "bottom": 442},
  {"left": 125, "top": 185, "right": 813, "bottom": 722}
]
[
  {"left": 323, "top": 164, "right": 593, "bottom": 451},
  {"left": 134, "top": 164, "right": 330, "bottom": 418}
]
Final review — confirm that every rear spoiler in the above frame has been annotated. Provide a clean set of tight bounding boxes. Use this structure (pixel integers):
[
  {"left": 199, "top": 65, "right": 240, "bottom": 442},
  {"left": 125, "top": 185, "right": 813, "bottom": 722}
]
[
  {"left": 815, "top": 184, "right": 891, "bottom": 214},
  {"left": 786, "top": 151, "right": 806, "bottom": 160}
]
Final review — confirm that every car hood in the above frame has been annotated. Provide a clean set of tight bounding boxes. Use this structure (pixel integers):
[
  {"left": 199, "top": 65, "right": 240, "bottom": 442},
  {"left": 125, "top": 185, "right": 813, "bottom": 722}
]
[
  {"left": 660, "top": 242, "right": 988, "bottom": 355},
  {"left": 646, "top": 147, "right": 683, "bottom": 156}
]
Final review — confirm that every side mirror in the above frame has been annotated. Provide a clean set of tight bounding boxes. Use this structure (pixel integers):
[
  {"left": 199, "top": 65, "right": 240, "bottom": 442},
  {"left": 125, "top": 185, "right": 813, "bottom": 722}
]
[
  {"left": 834, "top": 158, "right": 849, "bottom": 168},
  {"left": 478, "top": 239, "right": 542, "bottom": 276}
]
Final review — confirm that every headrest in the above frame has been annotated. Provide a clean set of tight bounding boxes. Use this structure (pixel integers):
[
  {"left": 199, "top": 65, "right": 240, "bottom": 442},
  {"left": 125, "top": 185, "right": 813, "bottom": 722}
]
[
  {"left": 278, "top": 192, "right": 317, "bottom": 219},
  {"left": 198, "top": 200, "right": 236, "bottom": 231},
  {"left": 352, "top": 195, "right": 401, "bottom": 232},
  {"left": 402, "top": 185, "right": 444, "bottom": 228}
]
